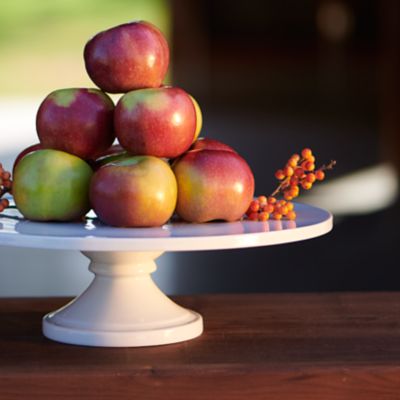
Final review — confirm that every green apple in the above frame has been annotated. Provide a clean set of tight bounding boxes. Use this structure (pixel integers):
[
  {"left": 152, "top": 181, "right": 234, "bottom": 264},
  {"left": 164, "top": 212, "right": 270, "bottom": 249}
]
[{"left": 13, "top": 149, "right": 93, "bottom": 221}]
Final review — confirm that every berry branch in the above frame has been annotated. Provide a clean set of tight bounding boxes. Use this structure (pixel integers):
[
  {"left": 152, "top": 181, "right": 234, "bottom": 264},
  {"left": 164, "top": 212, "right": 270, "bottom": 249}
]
[
  {"left": 245, "top": 148, "right": 336, "bottom": 221},
  {"left": 0, "top": 163, "right": 12, "bottom": 212},
  {"left": 271, "top": 157, "right": 336, "bottom": 198}
]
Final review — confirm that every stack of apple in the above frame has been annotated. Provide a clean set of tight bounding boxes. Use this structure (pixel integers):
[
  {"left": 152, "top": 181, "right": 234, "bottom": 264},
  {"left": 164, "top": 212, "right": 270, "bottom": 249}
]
[{"left": 12, "top": 21, "right": 255, "bottom": 227}]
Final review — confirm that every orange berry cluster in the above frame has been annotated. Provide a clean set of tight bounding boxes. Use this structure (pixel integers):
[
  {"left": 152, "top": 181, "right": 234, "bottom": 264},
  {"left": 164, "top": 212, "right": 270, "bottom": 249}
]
[
  {"left": 0, "top": 163, "right": 12, "bottom": 212},
  {"left": 245, "top": 148, "right": 335, "bottom": 222},
  {"left": 246, "top": 196, "right": 296, "bottom": 221},
  {"left": 274, "top": 148, "right": 326, "bottom": 201}
]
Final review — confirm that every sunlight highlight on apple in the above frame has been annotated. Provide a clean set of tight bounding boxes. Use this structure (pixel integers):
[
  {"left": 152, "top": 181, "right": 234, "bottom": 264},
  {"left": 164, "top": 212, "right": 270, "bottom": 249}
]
[{"left": 172, "top": 112, "right": 183, "bottom": 126}]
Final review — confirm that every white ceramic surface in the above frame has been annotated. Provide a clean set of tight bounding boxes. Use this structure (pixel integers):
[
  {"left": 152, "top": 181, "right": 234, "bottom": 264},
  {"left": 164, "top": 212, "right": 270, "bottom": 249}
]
[
  {"left": 43, "top": 251, "right": 203, "bottom": 347},
  {"left": 0, "top": 203, "right": 332, "bottom": 251},
  {"left": 0, "top": 203, "right": 332, "bottom": 347}
]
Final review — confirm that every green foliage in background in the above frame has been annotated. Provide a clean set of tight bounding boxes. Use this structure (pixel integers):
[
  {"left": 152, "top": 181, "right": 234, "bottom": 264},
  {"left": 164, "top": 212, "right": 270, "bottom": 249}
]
[{"left": 0, "top": 0, "right": 171, "bottom": 96}]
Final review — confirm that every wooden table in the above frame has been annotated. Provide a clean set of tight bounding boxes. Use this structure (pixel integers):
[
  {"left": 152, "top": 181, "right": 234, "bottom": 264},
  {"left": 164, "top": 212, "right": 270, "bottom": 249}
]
[{"left": 1, "top": 293, "right": 400, "bottom": 399}]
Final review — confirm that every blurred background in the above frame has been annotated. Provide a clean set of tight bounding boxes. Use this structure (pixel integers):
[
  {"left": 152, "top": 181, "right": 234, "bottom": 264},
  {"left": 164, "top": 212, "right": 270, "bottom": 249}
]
[{"left": 0, "top": 0, "right": 399, "bottom": 296}]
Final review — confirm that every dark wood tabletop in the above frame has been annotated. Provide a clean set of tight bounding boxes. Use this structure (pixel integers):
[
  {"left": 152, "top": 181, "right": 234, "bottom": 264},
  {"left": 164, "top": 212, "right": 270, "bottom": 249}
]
[{"left": 1, "top": 293, "right": 400, "bottom": 399}]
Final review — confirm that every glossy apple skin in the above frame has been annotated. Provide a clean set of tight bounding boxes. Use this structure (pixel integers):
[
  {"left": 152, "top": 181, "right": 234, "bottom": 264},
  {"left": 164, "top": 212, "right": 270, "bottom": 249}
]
[
  {"left": 115, "top": 87, "right": 196, "bottom": 158},
  {"left": 189, "top": 95, "right": 202, "bottom": 142},
  {"left": 13, "top": 149, "right": 93, "bottom": 221},
  {"left": 90, "top": 156, "right": 177, "bottom": 227},
  {"left": 93, "top": 151, "right": 130, "bottom": 170},
  {"left": 95, "top": 144, "right": 125, "bottom": 158},
  {"left": 173, "top": 150, "right": 255, "bottom": 223},
  {"left": 84, "top": 21, "right": 169, "bottom": 93},
  {"left": 36, "top": 88, "right": 115, "bottom": 160},
  {"left": 12, "top": 143, "right": 42, "bottom": 174},
  {"left": 90, "top": 144, "right": 129, "bottom": 170},
  {"left": 189, "top": 138, "right": 236, "bottom": 153}
]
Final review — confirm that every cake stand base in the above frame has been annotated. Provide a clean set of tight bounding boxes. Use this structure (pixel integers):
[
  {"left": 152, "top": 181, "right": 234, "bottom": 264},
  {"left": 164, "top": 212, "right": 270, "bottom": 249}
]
[{"left": 42, "top": 251, "right": 203, "bottom": 347}]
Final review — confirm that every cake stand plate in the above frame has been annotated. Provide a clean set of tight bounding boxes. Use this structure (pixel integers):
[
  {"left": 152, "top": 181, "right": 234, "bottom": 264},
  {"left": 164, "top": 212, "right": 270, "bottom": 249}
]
[{"left": 0, "top": 203, "right": 332, "bottom": 347}]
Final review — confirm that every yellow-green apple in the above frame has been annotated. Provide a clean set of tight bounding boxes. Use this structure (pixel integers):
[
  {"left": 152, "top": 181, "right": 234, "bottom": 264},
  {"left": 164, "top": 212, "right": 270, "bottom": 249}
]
[
  {"left": 172, "top": 147, "right": 255, "bottom": 223},
  {"left": 12, "top": 143, "right": 42, "bottom": 174},
  {"left": 84, "top": 21, "right": 169, "bottom": 93},
  {"left": 189, "top": 95, "right": 202, "bottom": 141},
  {"left": 115, "top": 87, "right": 197, "bottom": 158},
  {"left": 13, "top": 149, "right": 93, "bottom": 221},
  {"left": 36, "top": 88, "right": 115, "bottom": 159},
  {"left": 90, "top": 156, "right": 177, "bottom": 227}
]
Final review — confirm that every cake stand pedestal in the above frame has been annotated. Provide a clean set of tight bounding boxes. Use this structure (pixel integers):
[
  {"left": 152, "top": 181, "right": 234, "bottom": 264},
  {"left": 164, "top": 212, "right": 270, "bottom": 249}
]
[
  {"left": 44, "top": 251, "right": 202, "bottom": 347},
  {"left": 0, "top": 203, "right": 332, "bottom": 347}
]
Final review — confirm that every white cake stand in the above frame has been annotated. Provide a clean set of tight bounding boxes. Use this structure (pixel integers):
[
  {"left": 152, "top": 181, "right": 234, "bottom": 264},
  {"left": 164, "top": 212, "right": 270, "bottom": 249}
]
[{"left": 0, "top": 203, "right": 332, "bottom": 347}]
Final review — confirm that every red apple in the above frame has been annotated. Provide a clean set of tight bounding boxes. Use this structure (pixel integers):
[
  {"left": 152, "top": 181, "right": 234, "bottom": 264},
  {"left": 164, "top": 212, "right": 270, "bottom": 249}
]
[
  {"left": 93, "top": 151, "right": 131, "bottom": 170},
  {"left": 172, "top": 148, "right": 255, "bottom": 223},
  {"left": 12, "top": 143, "right": 42, "bottom": 174},
  {"left": 89, "top": 144, "right": 129, "bottom": 170},
  {"left": 95, "top": 144, "right": 125, "bottom": 158},
  {"left": 90, "top": 156, "right": 177, "bottom": 227},
  {"left": 115, "top": 86, "right": 197, "bottom": 158},
  {"left": 84, "top": 21, "right": 169, "bottom": 93},
  {"left": 87, "top": 143, "right": 124, "bottom": 165},
  {"left": 189, "top": 137, "right": 236, "bottom": 153},
  {"left": 36, "top": 88, "right": 115, "bottom": 160}
]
